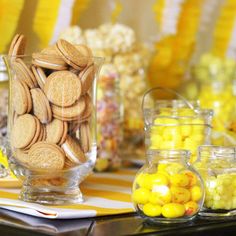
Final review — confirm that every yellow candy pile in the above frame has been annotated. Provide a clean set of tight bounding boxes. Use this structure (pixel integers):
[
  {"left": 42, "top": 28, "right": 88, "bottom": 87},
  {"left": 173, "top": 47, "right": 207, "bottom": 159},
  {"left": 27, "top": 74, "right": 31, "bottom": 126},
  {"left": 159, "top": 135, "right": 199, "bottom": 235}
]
[
  {"left": 132, "top": 163, "right": 203, "bottom": 218},
  {"left": 149, "top": 108, "right": 207, "bottom": 162},
  {"left": 203, "top": 174, "right": 236, "bottom": 210}
]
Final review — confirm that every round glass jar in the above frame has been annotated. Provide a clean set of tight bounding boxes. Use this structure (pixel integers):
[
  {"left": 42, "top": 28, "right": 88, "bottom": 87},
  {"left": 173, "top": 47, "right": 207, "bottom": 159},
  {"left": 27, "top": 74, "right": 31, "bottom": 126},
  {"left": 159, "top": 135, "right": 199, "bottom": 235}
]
[
  {"left": 4, "top": 55, "right": 103, "bottom": 204},
  {"left": 195, "top": 145, "right": 236, "bottom": 218},
  {"left": 95, "top": 63, "right": 122, "bottom": 171},
  {"left": 132, "top": 149, "right": 204, "bottom": 223},
  {"left": 143, "top": 100, "right": 213, "bottom": 163}
]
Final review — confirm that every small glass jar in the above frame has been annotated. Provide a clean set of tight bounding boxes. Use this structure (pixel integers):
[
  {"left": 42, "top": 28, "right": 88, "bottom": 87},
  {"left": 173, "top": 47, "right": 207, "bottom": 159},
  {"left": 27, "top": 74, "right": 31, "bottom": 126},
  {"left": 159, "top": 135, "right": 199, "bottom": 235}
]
[
  {"left": 143, "top": 100, "right": 213, "bottom": 163},
  {"left": 195, "top": 145, "right": 236, "bottom": 218},
  {"left": 0, "top": 56, "right": 8, "bottom": 142},
  {"left": 95, "top": 63, "right": 122, "bottom": 171},
  {"left": 0, "top": 56, "right": 9, "bottom": 178},
  {"left": 132, "top": 149, "right": 204, "bottom": 223}
]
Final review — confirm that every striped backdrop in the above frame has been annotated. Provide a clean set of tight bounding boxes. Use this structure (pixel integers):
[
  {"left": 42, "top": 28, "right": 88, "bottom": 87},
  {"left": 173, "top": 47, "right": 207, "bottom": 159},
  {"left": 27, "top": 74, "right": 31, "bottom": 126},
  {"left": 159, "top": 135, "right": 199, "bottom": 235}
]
[{"left": 0, "top": 169, "right": 137, "bottom": 219}]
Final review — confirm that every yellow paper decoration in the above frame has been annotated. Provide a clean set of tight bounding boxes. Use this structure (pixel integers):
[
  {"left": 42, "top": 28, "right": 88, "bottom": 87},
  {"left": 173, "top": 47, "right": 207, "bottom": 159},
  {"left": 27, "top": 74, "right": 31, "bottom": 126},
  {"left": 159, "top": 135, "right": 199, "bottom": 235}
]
[
  {"left": 212, "top": 0, "right": 236, "bottom": 57},
  {"left": 33, "top": 0, "right": 61, "bottom": 49},
  {"left": 152, "top": 0, "right": 165, "bottom": 25},
  {"left": 71, "top": 0, "right": 91, "bottom": 25},
  {"left": 0, "top": 0, "right": 25, "bottom": 53},
  {"left": 111, "top": 0, "right": 123, "bottom": 23},
  {"left": 148, "top": 0, "right": 203, "bottom": 97}
]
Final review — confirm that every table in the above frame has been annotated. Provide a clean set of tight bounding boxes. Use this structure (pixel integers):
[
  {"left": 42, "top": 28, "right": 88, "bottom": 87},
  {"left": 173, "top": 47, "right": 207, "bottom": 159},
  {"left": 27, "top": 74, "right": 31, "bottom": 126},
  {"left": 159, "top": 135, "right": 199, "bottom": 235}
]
[{"left": 1, "top": 209, "right": 236, "bottom": 236}]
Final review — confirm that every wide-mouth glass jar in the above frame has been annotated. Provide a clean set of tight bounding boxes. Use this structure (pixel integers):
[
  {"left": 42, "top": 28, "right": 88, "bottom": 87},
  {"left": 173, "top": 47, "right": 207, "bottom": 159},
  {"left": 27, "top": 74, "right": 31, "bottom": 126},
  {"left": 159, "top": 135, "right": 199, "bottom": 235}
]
[
  {"left": 132, "top": 149, "right": 204, "bottom": 223},
  {"left": 4, "top": 55, "right": 103, "bottom": 204},
  {"left": 195, "top": 145, "right": 236, "bottom": 218},
  {"left": 143, "top": 99, "right": 213, "bottom": 163}
]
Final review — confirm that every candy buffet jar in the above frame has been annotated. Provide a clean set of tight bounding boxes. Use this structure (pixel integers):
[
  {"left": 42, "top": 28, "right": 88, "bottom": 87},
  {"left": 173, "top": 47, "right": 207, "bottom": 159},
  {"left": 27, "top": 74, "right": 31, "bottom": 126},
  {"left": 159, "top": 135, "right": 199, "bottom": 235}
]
[
  {"left": 143, "top": 97, "right": 213, "bottom": 163},
  {"left": 95, "top": 63, "right": 122, "bottom": 171},
  {"left": 132, "top": 149, "right": 204, "bottom": 223},
  {"left": 193, "top": 58, "right": 236, "bottom": 145},
  {"left": 4, "top": 55, "right": 103, "bottom": 204},
  {"left": 0, "top": 56, "right": 8, "bottom": 142},
  {"left": 195, "top": 145, "right": 236, "bottom": 218},
  {"left": 0, "top": 56, "right": 9, "bottom": 177}
]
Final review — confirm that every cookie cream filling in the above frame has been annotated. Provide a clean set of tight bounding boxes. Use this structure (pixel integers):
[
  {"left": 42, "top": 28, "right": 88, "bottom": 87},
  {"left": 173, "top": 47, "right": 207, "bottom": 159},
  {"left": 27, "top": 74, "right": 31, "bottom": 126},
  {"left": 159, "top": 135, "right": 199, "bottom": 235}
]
[
  {"left": 62, "top": 143, "right": 82, "bottom": 164},
  {"left": 33, "top": 59, "right": 64, "bottom": 68}
]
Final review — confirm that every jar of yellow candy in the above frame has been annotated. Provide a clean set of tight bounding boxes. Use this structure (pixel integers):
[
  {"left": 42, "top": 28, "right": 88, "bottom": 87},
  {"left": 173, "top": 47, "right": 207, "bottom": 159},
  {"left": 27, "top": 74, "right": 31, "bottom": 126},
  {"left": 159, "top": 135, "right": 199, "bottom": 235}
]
[
  {"left": 132, "top": 149, "right": 204, "bottom": 223},
  {"left": 195, "top": 145, "right": 236, "bottom": 218},
  {"left": 142, "top": 88, "right": 213, "bottom": 163}
]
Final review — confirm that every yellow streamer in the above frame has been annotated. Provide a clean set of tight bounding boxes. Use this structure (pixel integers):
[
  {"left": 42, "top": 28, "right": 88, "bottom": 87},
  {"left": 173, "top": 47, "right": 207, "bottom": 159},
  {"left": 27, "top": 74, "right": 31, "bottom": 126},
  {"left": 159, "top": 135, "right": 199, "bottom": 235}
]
[
  {"left": 71, "top": 0, "right": 91, "bottom": 25},
  {"left": 0, "top": 0, "right": 25, "bottom": 53},
  {"left": 212, "top": 0, "right": 236, "bottom": 57},
  {"left": 111, "top": 0, "right": 123, "bottom": 23},
  {"left": 32, "top": 0, "right": 61, "bottom": 49},
  {"left": 152, "top": 0, "right": 165, "bottom": 25}
]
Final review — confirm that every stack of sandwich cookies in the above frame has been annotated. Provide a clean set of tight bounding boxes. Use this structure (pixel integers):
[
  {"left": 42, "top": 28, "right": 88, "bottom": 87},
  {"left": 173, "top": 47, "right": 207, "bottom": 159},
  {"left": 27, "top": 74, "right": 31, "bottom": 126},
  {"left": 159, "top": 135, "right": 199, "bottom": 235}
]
[{"left": 9, "top": 35, "right": 95, "bottom": 171}]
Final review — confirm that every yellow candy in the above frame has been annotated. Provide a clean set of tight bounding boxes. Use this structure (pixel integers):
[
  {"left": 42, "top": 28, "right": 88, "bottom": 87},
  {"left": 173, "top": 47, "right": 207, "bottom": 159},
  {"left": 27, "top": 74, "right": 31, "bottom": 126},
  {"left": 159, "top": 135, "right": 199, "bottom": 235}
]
[
  {"left": 158, "top": 163, "right": 168, "bottom": 171},
  {"left": 150, "top": 173, "right": 169, "bottom": 186},
  {"left": 184, "top": 201, "right": 199, "bottom": 216},
  {"left": 190, "top": 134, "right": 204, "bottom": 143},
  {"left": 136, "top": 173, "right": 148, "bottom": 187},
  {"left": 143, "top": 203, "right": 162, "bottom": 217},
  {"left": 182, "top": 171, "right": 198, "bottom": 187},
  {"left": 170, "top": 174, "right": 190, "bottom": 187},
  {"left": 150, "top": 134, "right": 163, "bottom": 149},
  {"left": 166, "top": 163, "right": 184, "bottom": 175},
  {"left": 171, "top": 186, "right": 191, "bottom": 204},
  {"left": 180, "top": 125, "right": 192, "bottom": 137},
  {"left": 163, "top": 127, "right": 181, "bottom": 140},
  {"left": 95, "top": 158, "right": 109, "bottom": 172},
  {"left": 141, "top": 174, "right": 154, "bottom": 190},
  {"left": 149, "top": 186, "right": 172, "bottom": 205},
  {"left": 190, "top": 186, "right": 202, "bottom": 202},
  {"left": 132, "top": 188, "right": 150, "bottom": 204},
  {"left": 162, "top": 203, "right": 185, "bottom": 218}
]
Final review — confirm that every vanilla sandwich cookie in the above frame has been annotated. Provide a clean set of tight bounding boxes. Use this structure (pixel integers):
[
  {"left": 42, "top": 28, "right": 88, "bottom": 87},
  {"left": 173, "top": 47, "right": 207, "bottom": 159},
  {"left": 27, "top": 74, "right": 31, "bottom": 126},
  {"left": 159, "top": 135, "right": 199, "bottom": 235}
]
[
  {"left": 44, "top": 70, "right": 82, "bottom": 107},
  {"left": 28, "top": 142, "right": 65, "bottom": 170},
  {"left": 56, "top": 39, "right": 89, "bottom": 70},
  {"left": 62, "top": 135, "right": 86, "bottom": 164}
]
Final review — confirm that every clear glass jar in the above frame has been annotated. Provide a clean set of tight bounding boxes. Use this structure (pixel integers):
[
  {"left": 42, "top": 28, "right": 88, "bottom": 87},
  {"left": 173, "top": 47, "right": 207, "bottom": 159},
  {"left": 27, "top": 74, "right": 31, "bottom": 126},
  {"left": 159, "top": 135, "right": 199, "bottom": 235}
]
[
  {"left": 0, "top": 56, "right": 9, "bottom": 178},
  {"left": 132, "top": 149, "right": 204, "bottom": 223},
  {"left": 0, "top": 56, "right": 8, "bottom": 142},
  {"left": 195, "top": 145, "right": 236, "bottom": 218},
  {"left": 4, "top": 55, "right": 103, "bottom": 204},
  {"left": 95, "top": 63, "right": 122, "bottom": 171},
  {"left": 143, "top": 99, "right": 213, "bottom": 163},
  {"left": 193, "top": 60, "right": 236, "bottom": 145}
]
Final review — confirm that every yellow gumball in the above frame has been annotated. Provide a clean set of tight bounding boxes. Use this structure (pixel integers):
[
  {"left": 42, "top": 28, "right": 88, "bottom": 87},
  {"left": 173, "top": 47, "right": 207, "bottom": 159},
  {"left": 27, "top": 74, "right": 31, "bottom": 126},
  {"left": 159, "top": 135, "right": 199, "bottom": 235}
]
[
  {"left": 150, "top": 134, "right": 163, "bottom": 149},
  {"left": 158, "top": 163, "right": 168, "bottom": 171},
  {"left": 150, "top": 173, "right": 169, "bottom": 186},
  {"left": 190, "top": 134, "right": 204, "bottom": 143},
  {"left": 149, "top": 186, "right": 172, "bottom": 205},
  {"left": 162, "top": 203, "right": 185, "bottom": 218},
  {"left": 184, "top": 201, "right": 199, "bottom": 215},
  {"left": 133, "top": 188, "right": 150, "bottom": 204},
  {"left": 171, "top": 186, "right": 191, "bottom": 204},
  {"left": 190, "top": 186, "right": 203, "bottom": 202},
  {"left": 136, "top": 173, "right": 148, "bottom": 187},
  {"left": 182, "top": 171, "right": 198, "bottom": 187},
  {"left": 170, "top": 174, "right": 190, "bottom": 187},
  {"left": 166, "top": 163, "right": 184, "bottom": 175},
  {"left": 181, "top": 125, "right": 192, "bottom": 137},
  {"left": 143, "top": 203, "right": 162, "bottom": 217}
]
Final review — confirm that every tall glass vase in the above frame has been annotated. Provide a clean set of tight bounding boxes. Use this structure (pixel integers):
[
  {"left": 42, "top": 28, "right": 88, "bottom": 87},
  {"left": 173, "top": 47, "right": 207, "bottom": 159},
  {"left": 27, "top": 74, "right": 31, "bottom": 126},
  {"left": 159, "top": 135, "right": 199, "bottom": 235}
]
[{"left": 3, "top": 55, "right": 103, "bottom": 204}]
